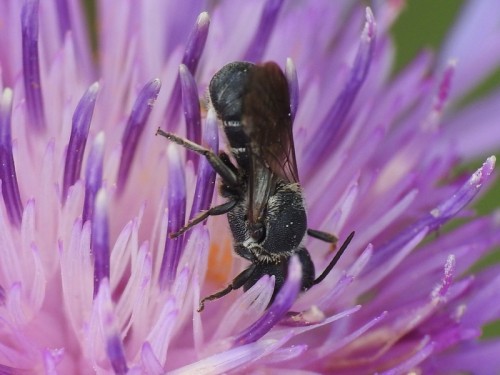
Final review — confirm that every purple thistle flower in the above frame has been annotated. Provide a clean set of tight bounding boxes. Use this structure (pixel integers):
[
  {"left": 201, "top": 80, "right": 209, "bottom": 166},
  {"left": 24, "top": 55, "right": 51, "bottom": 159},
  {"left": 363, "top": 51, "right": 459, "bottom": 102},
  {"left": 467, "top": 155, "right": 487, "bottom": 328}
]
[{"left": 0, "top": 0, "right": 499, "bottom": 373}]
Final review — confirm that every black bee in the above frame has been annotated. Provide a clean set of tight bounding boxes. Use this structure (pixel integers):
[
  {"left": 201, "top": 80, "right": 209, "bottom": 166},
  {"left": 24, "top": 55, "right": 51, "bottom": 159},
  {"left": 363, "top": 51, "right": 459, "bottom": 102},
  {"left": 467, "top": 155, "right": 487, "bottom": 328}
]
[{"left": 157, "top": 61, "right": 354, "bottom": 311}]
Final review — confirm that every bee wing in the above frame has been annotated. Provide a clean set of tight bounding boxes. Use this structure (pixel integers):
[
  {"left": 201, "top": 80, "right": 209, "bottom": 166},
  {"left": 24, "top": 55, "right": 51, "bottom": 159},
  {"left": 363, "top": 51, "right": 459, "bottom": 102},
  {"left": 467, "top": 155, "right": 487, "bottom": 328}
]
[{"left": 243, "top": 62, "right": 299, "bottom": 225}]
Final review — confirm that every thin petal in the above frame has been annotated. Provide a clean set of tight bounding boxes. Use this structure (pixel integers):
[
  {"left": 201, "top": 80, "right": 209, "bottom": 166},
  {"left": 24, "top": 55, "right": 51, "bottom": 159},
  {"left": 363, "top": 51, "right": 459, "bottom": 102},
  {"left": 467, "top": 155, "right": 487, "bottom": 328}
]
[
  {"left": 303, "top": 7, "right": 376, "bottom": 171},
  {"left": 62, "top": 82, "right": 99, "bottom": 202},
  {"left": 234, "top": 256, "right": 302, "bottom": 346},
  {"left": 21, "top": 0, "right": 45, "bottom": 131},
  {"left": 117, "top": 78, "right": 161, "bottom": 192},
  {"left": 0, "top": 88, "right": 23, "bottom": 226}
]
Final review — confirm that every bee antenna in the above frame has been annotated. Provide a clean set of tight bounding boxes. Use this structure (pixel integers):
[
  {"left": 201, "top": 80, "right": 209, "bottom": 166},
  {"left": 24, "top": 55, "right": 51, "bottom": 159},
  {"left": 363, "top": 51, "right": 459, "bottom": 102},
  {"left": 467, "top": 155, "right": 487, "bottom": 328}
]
[{"left": 312, "top": 231, "right": 355, "bottom": 286}]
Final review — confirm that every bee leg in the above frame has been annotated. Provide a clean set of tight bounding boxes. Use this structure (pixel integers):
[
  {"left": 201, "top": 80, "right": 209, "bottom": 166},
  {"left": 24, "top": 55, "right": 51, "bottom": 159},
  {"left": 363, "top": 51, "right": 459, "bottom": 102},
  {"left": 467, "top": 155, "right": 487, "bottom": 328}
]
[
  {"left": 312, "top": 231, "right": 355, "bottom": 286},
  {"left": 156, "top": 128, "right": 239, "bottom": 186},
  {"left": 170, "top": 200, "right": 238, "bottom": 238},
  {"left": 308, "top": 229, "right": 338, "bottom": 252},
  {"left": 198, "top": 264, "right": 256, "bottom": 312}
]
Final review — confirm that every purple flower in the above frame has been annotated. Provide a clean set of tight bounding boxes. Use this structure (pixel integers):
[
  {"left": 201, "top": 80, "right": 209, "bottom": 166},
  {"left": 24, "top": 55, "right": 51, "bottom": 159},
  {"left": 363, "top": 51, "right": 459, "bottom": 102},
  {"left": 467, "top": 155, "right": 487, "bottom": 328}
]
[{"left": 0, "top": 0, "right": 499, "bottom": 373}]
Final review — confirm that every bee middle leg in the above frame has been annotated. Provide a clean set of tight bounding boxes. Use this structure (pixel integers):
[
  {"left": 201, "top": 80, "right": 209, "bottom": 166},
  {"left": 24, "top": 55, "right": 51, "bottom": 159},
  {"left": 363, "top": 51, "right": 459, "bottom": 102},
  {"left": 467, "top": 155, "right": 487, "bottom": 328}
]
[
  {"left": 170, "top": 199, "right": 238, "bottom": 238},
  {"left": 156, "top": 128, "right": 238, "bottom": 186}
]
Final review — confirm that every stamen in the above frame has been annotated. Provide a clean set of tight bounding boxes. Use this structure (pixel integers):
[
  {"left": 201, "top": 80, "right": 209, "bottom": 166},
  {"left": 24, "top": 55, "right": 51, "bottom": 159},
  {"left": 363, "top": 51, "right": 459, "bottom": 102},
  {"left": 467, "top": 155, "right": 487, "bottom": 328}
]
[
  {"left": 234, "top": 256, "right": 302, "bottom": 345},
  {"left": 164, "top": 13, "right": 209, "bottom": 130},
  {"left": 431, "top": 255, "right": 456, "bottom": 302},
  {"left": 0, "top": 88, "right": 23, "bottom": 227},
  {"left": 117, "top": 78, "right": 161, "bottom": 192},
  {"left": 21, "top": 0, "right": 46, "bottom": 131},
  {"left": 243, "top": 0, "right": 285, "bottom": 61},
  {"left": 285, "top": 58, "right": 299, "bottom": 123},
  {"left": 83, "top": 132, "right": 105, "bottom": 223},
  {"left": 62, "top": 82, "right": 99, "bottom": 203},
  {"left": 179, "top": 64, "right": 202, "bottom": 163},
  {"left": 434, "top": 62, "right": 455, "bottom": 114},
  {"left": 304, "top": 7, "right": 376, "bottom": 169},
  {"left": 92, "top": 188, "right": 110, "bottom": 297},
  {"left": 159, "top": 145, "right": 186, "bottom": 288},
  {"left": 189, "top": 108, "right": 218, "bottom": 220}
]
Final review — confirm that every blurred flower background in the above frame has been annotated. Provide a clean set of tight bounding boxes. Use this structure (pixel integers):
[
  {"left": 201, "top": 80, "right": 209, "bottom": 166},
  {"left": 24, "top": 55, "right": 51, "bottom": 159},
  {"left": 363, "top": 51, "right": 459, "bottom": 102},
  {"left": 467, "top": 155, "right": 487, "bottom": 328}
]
[{"left": 0, "top": 0, "right": 500, "bottom": 374}]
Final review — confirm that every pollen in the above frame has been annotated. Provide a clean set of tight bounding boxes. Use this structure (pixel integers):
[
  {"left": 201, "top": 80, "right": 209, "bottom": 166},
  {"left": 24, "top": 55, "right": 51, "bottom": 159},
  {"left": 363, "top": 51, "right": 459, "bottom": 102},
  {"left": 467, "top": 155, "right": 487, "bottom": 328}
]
[{"left": 206, "top": 236, "right": 233, "bottom": 284}]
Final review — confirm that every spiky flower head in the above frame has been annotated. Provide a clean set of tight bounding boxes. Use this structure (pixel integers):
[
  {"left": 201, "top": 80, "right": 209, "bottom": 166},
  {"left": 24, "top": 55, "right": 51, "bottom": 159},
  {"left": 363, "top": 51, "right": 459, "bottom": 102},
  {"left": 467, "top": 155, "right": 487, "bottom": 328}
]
[{"left": 0, "top": 1, "right": 499, "bottom": 373}]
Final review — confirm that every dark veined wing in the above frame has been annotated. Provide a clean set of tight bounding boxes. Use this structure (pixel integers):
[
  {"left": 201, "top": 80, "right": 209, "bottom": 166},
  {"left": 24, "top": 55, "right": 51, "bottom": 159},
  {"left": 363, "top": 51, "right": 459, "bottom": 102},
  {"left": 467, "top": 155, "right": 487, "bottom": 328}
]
[{"left": 242, "top": 62, "right": 299, "bottom": 226}]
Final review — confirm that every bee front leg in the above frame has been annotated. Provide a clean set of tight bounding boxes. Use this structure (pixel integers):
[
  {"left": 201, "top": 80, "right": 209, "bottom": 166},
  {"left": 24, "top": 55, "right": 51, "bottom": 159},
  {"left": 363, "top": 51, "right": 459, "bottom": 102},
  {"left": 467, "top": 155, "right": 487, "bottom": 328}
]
[{"left": 198, "top": 264, "right": 256, "bottom": 312}]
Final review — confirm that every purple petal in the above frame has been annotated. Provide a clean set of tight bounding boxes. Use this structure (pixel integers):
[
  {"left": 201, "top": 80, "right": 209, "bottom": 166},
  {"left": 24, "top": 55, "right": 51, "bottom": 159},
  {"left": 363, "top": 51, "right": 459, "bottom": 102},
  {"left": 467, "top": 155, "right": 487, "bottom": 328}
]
[
  {"left": 430, "top": 325, "right": 479, "bottom": 354},
  {"left": 462, "top": 269, "right": 500, "bottom": 327},
  {"left": 430, "top": 255, "right": 455, "bottom": 301},
  {"left": 421, "top": 61, "right": 456, "bottom": 132},
  {"left": 179, "top": 64, "right": 202, "bottom": 161},
  {"left": 117, "top": 78, "right": 161, "bottom": 192},
  {"left": 55, "top": 0, "right": 71, "bottom": 38},
  {"left": 0, "top": 88, "right": 23, "bottom": 226},
  {"left": 365, "top": 156, "right": 495, "bottom": 273},
  {"left": 140, "top": 342, "right": 163, "bottom": 374},
  {"left": 212, "top": 275, "right": 275, "bottom": 340},
  {"left": 92, "top": 188, "right": 110, "bottom": 297},
  {"left": 0, "top": 284, "right": 5, "bottom": 305},
  {"left": 182, "top": 12, "right": 210, "bottom": 73},
  {"left": 0, "top": 365, "right": 16, "bottom": 375},
  {"left": 429, "top": 157, "right": 494, "bottom": 225},
  {"left": 243, "top": 0, "right": 285, "bottom": 61},
  {"left": 188, "top": 108, "right": 218, "bottom": 220},
  {"left": 159, "top": 145, "right": 187, "bottom": 288},
  {"left": 83, "top": 132, "right": 105, "bottom": 223},
  {"left": 106, "top": 335, "right": 128, "bottom": 375},
  {"left": 62, "top": 82, "right": 99, "bottom": 202},
  {"left": 439, "top": 0, "right": 500, "bottom": 100},
  {"left": 434, "top": 62, "right": 455, "bottom": 114},
  {"left": 426, "top": 340, "right": 500, "bottom": 374},
  {"left": 303, "top": 7, "right": 376, "bottom": 170},
  {"left": 234, "top": 256, "right": 302, "bottom": 346},
  {"left": 164, "top": 13, "right": 209, "bottom": 131},
  {"left": 378, "top": 339, "right": 434, "bottom": 375},
  {"left": 443, "top": 87, "right": 500, "bottom": 159},
  {"left": 260, "top": 344, "right": 308, "bottom": 364},
  {"left": 310, "top": 310, "right": 386, "bottom": 361},
  {"left": 170, "top": 336, "right": 291, "bottom": 375},
  {"left": 43, "top": 348, "right": 64, "bottom": 374},
  {"left": 285, "top": 58, "right": 299, "bottom": 123},
  {"left": 21, "top": 0, "right": 46, "bottom": 131}
]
